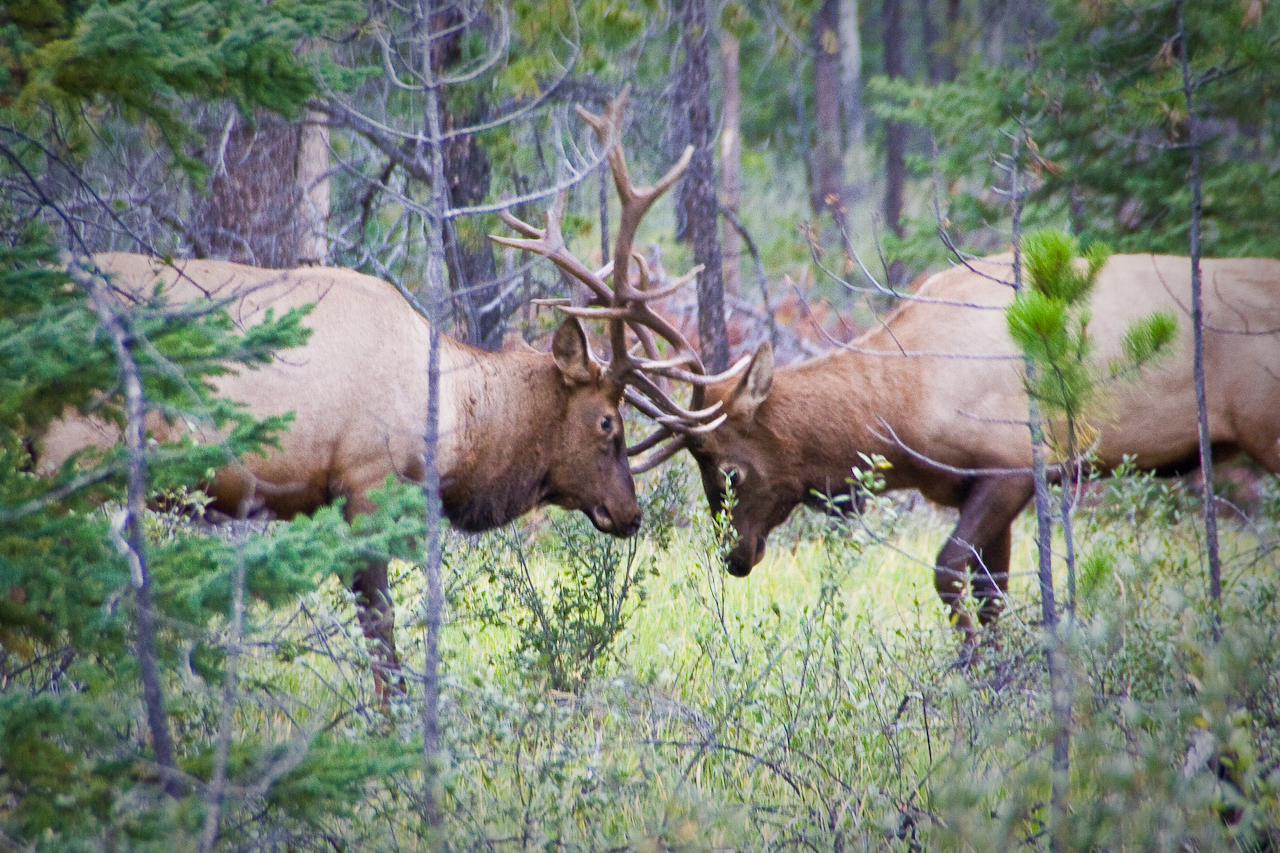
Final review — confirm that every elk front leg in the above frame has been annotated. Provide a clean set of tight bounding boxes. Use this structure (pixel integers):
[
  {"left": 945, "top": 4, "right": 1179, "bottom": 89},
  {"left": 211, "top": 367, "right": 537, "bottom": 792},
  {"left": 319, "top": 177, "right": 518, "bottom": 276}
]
[
  {"left": 934, "top": 474, "right": 1034, "bottom": 638},
  {"left": 352, "top": 557, "right": 404, "bottom": 696}
]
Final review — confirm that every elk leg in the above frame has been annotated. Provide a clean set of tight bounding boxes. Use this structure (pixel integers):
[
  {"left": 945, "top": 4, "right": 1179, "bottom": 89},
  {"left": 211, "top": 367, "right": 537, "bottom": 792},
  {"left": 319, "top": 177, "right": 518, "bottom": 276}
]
[
  {"left": 352, "top": 557, "right": 404, "bottom": 697},
  {"left": 935, "top": 474, "right": 1034, "bottom": 637}
]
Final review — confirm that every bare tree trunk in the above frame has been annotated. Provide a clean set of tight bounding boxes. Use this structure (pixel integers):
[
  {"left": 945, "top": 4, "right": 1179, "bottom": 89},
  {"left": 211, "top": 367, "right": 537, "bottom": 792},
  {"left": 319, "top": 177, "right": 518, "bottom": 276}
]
[
  {"left": 419, "top": 0, "right": 448, "bottom": 832},
  {"left": 720, "top": 31, "right": 742, "bottom": 298},
  {"left": 674, "top": 0, "right": 730, "bottom": 373},
  {"left": 810, "top": 0, "right": 844, "bottom": 218},
  {"left": 942, "top": 0, "right": 962, "bottom": 82},
  {"left": 840, "top": 0, "right": 867, "bottom": 208},
  {"left": 193, "top": 112, "right": 308, "bottom": 268},
  {"left": 296, "top": 109, "right": 330, "bottom": 265},
  {"left": 1176, "top": 0, "right": 1221, "bottom": 626},
  {"left": 921, "top": 0, "right": 944, "bottom": 84},
  {"left": 883, "top": 0, "right": 907, "bottom": 285},
  {"left": 428, "top": 2, "right": 503, "bottom": 350},
  {"left": 442, "top": 118, "right": 503, "bottom": 349},
  {"left": 76, "top": 264, "right": 180, "bottom": 799}
]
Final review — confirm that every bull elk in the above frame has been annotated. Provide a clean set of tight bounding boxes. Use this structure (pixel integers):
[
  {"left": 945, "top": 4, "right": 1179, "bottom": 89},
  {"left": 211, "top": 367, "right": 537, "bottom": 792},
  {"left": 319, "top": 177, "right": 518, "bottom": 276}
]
[
  {"left": 37, "top": 90, "right": 737, "bottom": 687},
  {"left": 38, "top": 253, "right": 642, "bottom": 684},
  {"left": 659, "top": 252, "right": 1280, "bottom": 632}
]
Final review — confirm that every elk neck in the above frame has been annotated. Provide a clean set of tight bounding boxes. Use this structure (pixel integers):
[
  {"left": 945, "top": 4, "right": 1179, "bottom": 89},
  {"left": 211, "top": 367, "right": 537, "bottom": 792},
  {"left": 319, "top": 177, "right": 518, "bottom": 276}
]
[
  {"left": 436, "top": 343, "right": 566, "bottom": 532},
  {"left": 750, "top": 348, "right": 907, "bottom": 493}
]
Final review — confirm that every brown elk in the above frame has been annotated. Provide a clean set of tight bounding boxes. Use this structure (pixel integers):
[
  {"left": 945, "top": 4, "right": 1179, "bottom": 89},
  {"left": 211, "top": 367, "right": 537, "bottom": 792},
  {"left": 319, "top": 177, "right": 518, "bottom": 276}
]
[
  {"left": 38, "top": 91, "right": 736, "bottom": 687},
  {"left": 657, "top": 252, "right": 1280, "bottom": 632},
  {"left": 38, "top": 253, "right": 642, "bottom": 683}
]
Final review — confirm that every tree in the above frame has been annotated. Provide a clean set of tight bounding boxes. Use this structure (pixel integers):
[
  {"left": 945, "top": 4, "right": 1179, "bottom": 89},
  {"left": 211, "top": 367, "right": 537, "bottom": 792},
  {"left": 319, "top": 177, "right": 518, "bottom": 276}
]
[
  {"left": 672, "top": 0, "right": 730, "bottom": 372},
  {"left": 840, "top": 0, "right": 868, "bottom": 212},
  {"left": 810, "top": 0, "right": 844, "bottom": 218},
  {"left": 1, "top": 2, "right": 420, "bottom": 848},
  {"left": 877, "top": 0, "right": 1280, "bottom": 262},
  {"left": 189, "top": 109, "right": 330, "bottom": 268},
  {"left": 881, "top": 0, "right": 907, "bottom": 284},
  {"left": 720, "top": 26, "right": 743, "bottom": 297}
]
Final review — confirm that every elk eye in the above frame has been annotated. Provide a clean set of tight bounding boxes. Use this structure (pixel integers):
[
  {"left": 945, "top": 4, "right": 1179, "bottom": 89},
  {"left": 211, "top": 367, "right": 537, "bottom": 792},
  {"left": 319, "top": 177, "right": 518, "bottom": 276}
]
[
  {"left": 599, "top": 415, "right": 613, "bottom": 433},
  {"left": 722, "top": 466, "right": 743, "bottom": 488}
]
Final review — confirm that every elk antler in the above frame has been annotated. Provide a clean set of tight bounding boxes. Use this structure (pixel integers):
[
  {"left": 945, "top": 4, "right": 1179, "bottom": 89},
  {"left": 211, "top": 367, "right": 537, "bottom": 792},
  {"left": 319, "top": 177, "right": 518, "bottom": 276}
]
[{"left": 490, "top": 86, "right": 748, "bottom": 472}]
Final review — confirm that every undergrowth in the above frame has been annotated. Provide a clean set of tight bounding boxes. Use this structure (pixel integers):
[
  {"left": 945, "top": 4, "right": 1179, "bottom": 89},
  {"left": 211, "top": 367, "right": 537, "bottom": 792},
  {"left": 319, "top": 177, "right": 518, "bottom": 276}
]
[{"left": 5, "top": 460, "right": 1278, "bottom": 851}]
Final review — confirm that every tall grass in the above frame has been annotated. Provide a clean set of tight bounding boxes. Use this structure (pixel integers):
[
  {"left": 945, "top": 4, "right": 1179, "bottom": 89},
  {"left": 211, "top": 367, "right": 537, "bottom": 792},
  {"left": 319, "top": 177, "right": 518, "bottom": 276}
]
[{"left": 111, "top": 462, "right": 1280, "bottom": 850}]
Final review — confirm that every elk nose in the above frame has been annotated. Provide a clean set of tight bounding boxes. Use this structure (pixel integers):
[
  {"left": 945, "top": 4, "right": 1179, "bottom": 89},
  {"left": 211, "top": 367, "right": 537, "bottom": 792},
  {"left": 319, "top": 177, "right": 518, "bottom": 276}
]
[
  {"left": 590, "top": 504, "right": 641, "bottom": 537},
  {"left": 621, "top": 512, "right": 642, "bottom": 538},
  {"left": 725, "top": 535, "right": 766, "bottom": 577}
]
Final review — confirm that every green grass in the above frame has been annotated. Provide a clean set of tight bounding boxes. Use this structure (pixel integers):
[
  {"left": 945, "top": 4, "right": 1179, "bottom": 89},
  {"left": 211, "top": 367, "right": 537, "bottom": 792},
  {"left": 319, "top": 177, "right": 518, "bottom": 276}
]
[{"left": 95, "top": 464, "right": 1280, "bottom": 850}]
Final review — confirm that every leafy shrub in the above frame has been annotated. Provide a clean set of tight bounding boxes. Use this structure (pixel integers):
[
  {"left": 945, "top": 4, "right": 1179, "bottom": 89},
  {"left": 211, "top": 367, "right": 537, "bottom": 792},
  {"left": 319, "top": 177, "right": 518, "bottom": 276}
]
[{"left": 468, "top": 464, "right": 686, "bottom": 693}]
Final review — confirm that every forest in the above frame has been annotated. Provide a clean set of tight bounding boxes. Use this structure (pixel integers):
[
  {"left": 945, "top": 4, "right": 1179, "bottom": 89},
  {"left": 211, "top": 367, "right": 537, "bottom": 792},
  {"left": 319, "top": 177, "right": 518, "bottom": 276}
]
[{"left": 3, "top": 0, "right": 1280, "bottom": 850}]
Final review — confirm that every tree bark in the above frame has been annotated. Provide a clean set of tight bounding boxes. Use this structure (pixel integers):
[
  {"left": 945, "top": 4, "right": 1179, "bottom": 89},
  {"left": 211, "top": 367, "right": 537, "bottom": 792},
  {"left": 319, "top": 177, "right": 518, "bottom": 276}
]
[
  {"left": 419, "top": 0, "right": 448, "bottom": 831},
  {"left": 296, "top": 109, "right": 330, "bottom": 265},
  {"left": 720, "top": 31, "right": 742, "bottom": 298},
  {"left": 674, "top": 0, "right": 730, "bottom": 373},
  {"left": 840, "top": 0, "right": 867, "bottom": 208},
  {"left": 1176, "top": 0, "right": 1221, "bottom": 623},
  {"left": 429, "top": 1, "right": 504, "bottom": 351},
  {"left": 921, "top": 0, "right": 943, "bottom": 84},
  {"left": 942, "top": 0, "right": 962, "bottom": 82},
  {"left": 883, "top": 0, "right": 907, "bottom": 285},
  {"left": 193, "top": 111, "right": 317, "bottom": 269},
  {"left": 810, "top": 0, "right": 844, "bottom": 218}
]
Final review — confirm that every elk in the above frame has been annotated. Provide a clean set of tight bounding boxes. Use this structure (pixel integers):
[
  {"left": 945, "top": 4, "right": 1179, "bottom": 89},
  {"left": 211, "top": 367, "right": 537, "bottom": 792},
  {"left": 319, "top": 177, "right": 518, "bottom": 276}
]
[
  {"left": 38, "top": 90, "right": 738, "bottom": 686},
  {"left": 655, "top": 252, "right": 1280, "bottom": 633},
  {"left": 38, "top": 253, "right": 642, "bottom": 683}
]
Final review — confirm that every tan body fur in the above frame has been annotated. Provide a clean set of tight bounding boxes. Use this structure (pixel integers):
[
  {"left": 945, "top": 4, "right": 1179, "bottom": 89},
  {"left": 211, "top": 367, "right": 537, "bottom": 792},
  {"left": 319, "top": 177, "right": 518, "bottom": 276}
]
[
  {"left": 690, "top": 253, "right": 1280, "bottom": 630},
  {"left": 40, "top": 253, "right": 642, "bottom": 679}
]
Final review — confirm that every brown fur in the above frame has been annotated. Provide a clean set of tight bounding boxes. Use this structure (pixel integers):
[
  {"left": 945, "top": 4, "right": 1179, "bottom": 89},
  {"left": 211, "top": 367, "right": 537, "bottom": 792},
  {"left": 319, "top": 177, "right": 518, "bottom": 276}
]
[
  {"left": 39, "top": 253, "right": 642, "bottom": 681},
  {"left": 689, "top": 253, "right": 1280, "bottom": 632}
]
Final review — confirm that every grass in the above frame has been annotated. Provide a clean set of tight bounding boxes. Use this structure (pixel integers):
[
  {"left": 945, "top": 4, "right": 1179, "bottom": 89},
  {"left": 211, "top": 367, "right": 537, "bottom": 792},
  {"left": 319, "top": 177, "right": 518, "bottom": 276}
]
[{"left": 147, "top": 462, "right": 1280, "bottom": 850}]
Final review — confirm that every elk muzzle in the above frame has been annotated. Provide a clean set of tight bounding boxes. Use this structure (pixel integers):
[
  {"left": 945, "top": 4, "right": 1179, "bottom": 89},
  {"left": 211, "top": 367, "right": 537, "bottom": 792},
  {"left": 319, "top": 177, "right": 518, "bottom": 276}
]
[
  {"left": 588, "top": 500, "right": 642, "bottom": 538},
  {"left": 725, "top": 534, "right": 767, "bottom": 577}
]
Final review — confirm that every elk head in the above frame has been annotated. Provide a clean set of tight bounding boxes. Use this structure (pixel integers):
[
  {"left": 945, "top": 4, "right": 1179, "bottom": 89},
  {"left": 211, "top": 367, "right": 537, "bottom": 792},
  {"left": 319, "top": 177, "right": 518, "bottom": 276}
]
[
  {"left": 540, "top": 316, "right": 637, "bottom": 537},
  {"left": 682, "top": 342, "right": 791, "bottom": 576}
]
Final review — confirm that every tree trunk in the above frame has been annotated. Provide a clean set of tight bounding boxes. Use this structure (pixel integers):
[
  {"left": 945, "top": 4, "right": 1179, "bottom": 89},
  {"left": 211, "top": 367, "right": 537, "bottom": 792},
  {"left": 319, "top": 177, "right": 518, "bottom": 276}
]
[
  {"left": 921, "top": 0, "right": 944, "bottom": 84},
  {"left": 810, "top": 0, "right": 844, "bottom": 218},
  {"left": 296, "top": 109, "right": 330, "bottom": 265},
  {"left": 441, "top": 113, "right": 504, "bottom": 350},
  {"left": 419, "top": 0, "right": 448, "bottom": 831},
  {"left": 942, "top": 0, "right": 962, "bottom": 82},
  {"left": 1176, "top": 0, "right": 1221, "bottom": 623},
  {"left": 720, "top": 31, "right": 742, "bottom": 298},
  {"left": 429, "top": 2, "right": 504, "bottom": 350},
  {"left": 840, "top": 0, "right": 867, "bottom": 208},
  {"left": 193, "top": 111, "right": 316, "bottom": 269},
  {"left": 674, "top": 0, "right": 730, "bottom": 373},
  {"left": 883, "top": 0, "right": 907, "bottom": 284}
]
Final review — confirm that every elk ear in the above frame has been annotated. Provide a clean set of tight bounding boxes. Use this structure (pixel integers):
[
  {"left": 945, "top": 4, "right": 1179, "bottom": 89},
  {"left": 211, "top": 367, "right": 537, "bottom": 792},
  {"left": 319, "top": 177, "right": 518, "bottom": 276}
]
[
  {"left": 551, "top": 318, "right": 596, "bottom": 386},
  {"left": 729, "top": 341, "right": 773, "bottom": 419}
]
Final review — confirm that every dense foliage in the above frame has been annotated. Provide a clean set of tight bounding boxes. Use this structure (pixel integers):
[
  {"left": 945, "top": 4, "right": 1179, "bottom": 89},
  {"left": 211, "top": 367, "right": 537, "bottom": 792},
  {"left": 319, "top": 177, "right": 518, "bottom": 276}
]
[{"left": 2, "top": 0, "right": 1278, "bottom": 849}]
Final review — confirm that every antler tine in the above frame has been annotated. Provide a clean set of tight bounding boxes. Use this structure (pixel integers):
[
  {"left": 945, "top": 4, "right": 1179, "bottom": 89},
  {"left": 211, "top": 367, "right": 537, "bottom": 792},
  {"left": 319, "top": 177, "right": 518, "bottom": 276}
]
[
  {"left": 493, "top": 87, "right": 730, "bottom": 473},
  {"left": 641, "top": 353, "right": 753, "bottom": 387},
  {"left": 629, "top": 434, "right": 692, "bottom": 474},
  {"left": 624, "top": 380, "right": 723, "bottom": 424},
  {"left": 625, "top": 259, "right": 702, "bottom": 303},
  {"left": 627, "top": 425, "right": 675, "bottom": 456},
  {"left": 488, "top": 195, "right": 616, "bottom": 306}
]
